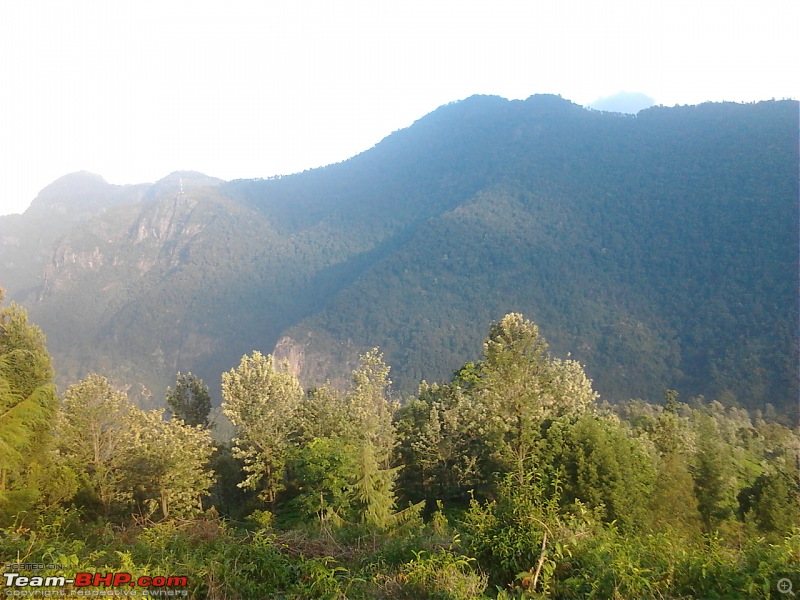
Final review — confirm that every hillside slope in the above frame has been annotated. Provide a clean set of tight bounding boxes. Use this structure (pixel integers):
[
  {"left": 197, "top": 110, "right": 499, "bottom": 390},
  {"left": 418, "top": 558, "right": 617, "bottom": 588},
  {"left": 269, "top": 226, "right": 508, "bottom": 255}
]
[{"left": 2, "top": 95, "right": 796, "bottom": 416}]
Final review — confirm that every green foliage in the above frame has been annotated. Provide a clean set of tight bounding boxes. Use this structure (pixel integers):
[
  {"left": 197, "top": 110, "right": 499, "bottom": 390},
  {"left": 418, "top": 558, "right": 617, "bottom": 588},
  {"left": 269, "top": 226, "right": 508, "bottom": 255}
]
[
  {"left": 0, "top": 293, "right": 60, "bottom": 522},
  {"left": 347, "top": 348, "right": 397, "bottom": 463},
  {"left": 351, "top": 442, "right": 400, "bottom": 529},
  {"left": 285, "top": 436, "right": 359, "bottom": 524},
  {"left": 166, "top": 371, "right": 212, "bottom": 428},
  {"left": 0, "top": 300, "right": 56, "bottom": 397},
  {"left": 649, "top": 449, "right": 704, "bottom": 535},
  {"left": 463, "top": 472, "right": 568, "bottom": 592},
  {"left": 691, "top": 411, "right": 739, "bottom": 530},
  {"left": 221, "top": 351, "right": 304, "bottom": 504},
  {"left": 396, "top": 381, "right": 489, "bottom": 505},
  {"left": 293, "top": 384, "right": 353, "bottom": 443},
  {"left": 126, "top": 409, "right": 215, "bottom": 519},
  {"left": 549, "top": 526, "right": 800, "bottom": 599},
  {"left": 57, "top": 374, "right": 216, "bottom": 521},
  {"left": 535, "top": 414, "right": 655, "bottom": 529},
  {"left": 56, "top": 374, "right": 136, "bottom": 515},
  {"left": 476, "top": 314, "right": 598, "bottom": 484},
  {"left": 739, "top": 466, "right": 800, "bottom": 538},
  {"left": 207, "top": 442, "right": 258, "bottom": 519},
  {"left": 342, "top": 349, "right": 407, "bottom": 529}
]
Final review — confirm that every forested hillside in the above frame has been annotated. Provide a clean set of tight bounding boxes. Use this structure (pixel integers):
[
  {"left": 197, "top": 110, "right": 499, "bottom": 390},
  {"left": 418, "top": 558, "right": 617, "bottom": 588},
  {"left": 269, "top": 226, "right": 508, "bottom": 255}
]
[
  {"left": 1, "top": 300, "right": 797, "bottom": 598},
  {"left": 0, "top": 95, "right": 796, "bottom": 418}
]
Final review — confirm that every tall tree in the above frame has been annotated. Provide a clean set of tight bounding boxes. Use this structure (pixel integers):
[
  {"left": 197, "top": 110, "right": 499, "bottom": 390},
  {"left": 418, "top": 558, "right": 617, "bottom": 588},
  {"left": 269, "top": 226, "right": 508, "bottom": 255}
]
[
  {"left": 0, "top": 291, "right": 62, "bottom": 522},
  {"left": 292, "top": 384, "right": 353, "bottom": 444},
  {"left": 646, "top": 399, "right": 703, "bottom": 535},
  {"left": 347, "top": 348, "right": 396, "bottom": 464},
  {"left": 739, "top": 465, "right": 800, "bottom": 537},
  {"left": 351, "top": 441, "right": 399, "bottom": 528},
  {"left": 57, "top": 374, "right": 135, "bottom": 515},
  {"left": 476, "top": 313, "right": 597, "bottom": 483},
  {"left": 346, "top": 349, "right": 400, "bottom": 527},
  {"left": 221, "top": 351, "right": 303, "bottom": 505},
  {"left": 286, "top": 385, "right": 361, "bottom": 523},
  {"left": 166, "top": 371, "right": 212, "bottom": 428},
  {"left": 691, "top": 412, "right": 738, "bottom": 530},
  {"left": 285, "top": 436, "right": 359, "bottom": 524}
]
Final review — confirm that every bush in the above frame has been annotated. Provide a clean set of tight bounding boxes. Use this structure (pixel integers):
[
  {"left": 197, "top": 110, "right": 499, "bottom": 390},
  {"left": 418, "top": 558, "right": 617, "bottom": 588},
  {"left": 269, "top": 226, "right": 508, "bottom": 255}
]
[{"left": 377, "top": 549, "right": 488, "bottom": 599}]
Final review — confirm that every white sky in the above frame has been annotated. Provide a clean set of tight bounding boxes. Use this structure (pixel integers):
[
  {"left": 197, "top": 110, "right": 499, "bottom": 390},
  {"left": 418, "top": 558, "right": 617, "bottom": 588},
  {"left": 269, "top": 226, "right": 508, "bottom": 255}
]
[{"left": 1, "top": 0, "right": 797, "bottom": 216}]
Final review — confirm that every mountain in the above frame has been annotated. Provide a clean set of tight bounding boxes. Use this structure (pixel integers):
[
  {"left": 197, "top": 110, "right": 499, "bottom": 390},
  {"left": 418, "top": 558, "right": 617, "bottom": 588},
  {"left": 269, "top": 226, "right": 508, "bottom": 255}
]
[
  {"left": 1, "top": 95, "right": 797, "bottom": 418},
  {"left": 588, "top": 92, "right": 655, "bottom": 114},
  {"left": 0, "top": 172, "right": 150, "bottom": 301}
]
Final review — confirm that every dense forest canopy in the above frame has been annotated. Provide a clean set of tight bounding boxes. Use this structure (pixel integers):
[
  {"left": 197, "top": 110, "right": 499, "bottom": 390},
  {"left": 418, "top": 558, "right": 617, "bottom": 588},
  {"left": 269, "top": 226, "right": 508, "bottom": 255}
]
[
  {"left": 0, "top": 297, "right": 797, "bottom": 598},
  {"left": 0, "top": 96, "right": 797, "bottom": 424}
]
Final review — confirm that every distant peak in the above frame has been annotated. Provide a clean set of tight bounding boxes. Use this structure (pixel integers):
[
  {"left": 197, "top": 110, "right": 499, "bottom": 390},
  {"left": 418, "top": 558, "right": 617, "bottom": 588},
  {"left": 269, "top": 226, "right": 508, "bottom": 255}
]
[
  {"left": 29, "top": 171, "right": 111, "bottom": 209},
  {"left": 588, "top": 92, "right": 655, "bottom": 114},
  {"left": 153, "top": 171, "right": 223, "bottom": 187},
  {"left": 144, "top": 171, "right": 224, "bottom": 201},
  {"left": 48, "top": 171, "right": 108, "bottom": 187}
]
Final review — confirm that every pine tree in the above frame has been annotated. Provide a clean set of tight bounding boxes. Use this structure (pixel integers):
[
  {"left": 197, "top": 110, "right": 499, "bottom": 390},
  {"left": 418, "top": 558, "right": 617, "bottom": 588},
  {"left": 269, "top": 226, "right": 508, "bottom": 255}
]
[
  {"left": 536, "top": 414, "right": 655, "bottom": 529},
  {"left": 351, "top": 441, "right": 399, "bottom": 528},
  {"left": 649, "top": 450, "right": 703, "bottom": 535},
  {"left": 692, "top": 412, "right": 737, "bottom": 530},
  {"left": 347, "top": 348, "right": 396, "bottom": 466},
  {"left": 647, "top": 401, "right": 703, "bottom": 535},
  {"left": 345, "top": 349, "right": 401, "bottom": 526}
]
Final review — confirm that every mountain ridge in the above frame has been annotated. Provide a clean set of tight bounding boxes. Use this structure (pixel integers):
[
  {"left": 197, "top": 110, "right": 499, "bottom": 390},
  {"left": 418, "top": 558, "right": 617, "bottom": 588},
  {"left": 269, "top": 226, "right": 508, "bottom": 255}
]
[{"left": 1, "top": 95, "right": 797, "bottom": 418}]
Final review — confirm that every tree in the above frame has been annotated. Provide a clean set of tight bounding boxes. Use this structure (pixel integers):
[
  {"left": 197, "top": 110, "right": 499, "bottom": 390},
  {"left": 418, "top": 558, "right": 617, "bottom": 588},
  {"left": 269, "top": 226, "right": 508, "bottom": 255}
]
[
  {"left": 739, "top": 466, "right": 800, "bottom": 537},
  {"left": 536, "top": 413, "right": 655, "bottom": 529},
  {"left": 351, "top": 441, "right": 399, "bottom": 528},
  {"left": 291, "top": 384, "right": 353, "bottom": 444},
  {"left": 0, "top": 292, "right": 63, "bottom": 522},
  {"left": 347, "top": 348, "right": 396, "bottom": 465},
  {"left": 345, "top": 349, "right": 401, "bottom": 527},
  {"left": 286, "top": 436, "right": 359, "bottom": 524},
  {"left": 396, "top": 381, "right": 489, "bottom": 504},
  {"left": 57, "top": 374, "right": 135, "bottom": 515},
  {"left": 649, "top": 449, "right": 704, "bottom": 535},
  {"left": 221, "top": 351, "right": 303, "bottom": 505},
  {"left": 691, "top": 412, "right": 738, "bottom": 530},
  {"left": 646, "top": 401, "right": 703, "bottom": 535},
  {"left": 475, "top": 313, "right": 597, "bottom": 483},
  {"left": 127, "top": 409, "right": 215, "bottom": 519},
  {"left": 0, "top": 354, "right": 58, "bottom": 510},
  {"left": 285, "top": 384, "right": 362, "bottom": 524},
  {"left": 0, "top": 296, "right": 55, "bottom": 398},
  {"left": 166, "top": 372, "right": 212, "bottom": 428}
]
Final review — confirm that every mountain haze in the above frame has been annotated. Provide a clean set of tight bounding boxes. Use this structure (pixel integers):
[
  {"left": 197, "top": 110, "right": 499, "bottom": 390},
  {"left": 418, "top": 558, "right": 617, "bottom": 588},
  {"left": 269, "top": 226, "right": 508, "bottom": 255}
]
[{"left": 1, "top": 95, "right": 797, "bottom": 418}]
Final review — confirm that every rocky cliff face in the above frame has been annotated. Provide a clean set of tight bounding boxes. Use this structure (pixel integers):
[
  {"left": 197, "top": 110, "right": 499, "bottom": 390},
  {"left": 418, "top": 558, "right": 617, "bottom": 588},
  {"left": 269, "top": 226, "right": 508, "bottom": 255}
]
[
  {"left": 0, "top": 172, "right": 148, "bottom": 301},
  {"left": 273, "top": 333, "right": 362, "bottom": 392},
  {"left": 17, "top": 171, "right": 238, "bottom": 398},
  {"left": 38, "top": 172, "right": 222, "bottom": 299}
]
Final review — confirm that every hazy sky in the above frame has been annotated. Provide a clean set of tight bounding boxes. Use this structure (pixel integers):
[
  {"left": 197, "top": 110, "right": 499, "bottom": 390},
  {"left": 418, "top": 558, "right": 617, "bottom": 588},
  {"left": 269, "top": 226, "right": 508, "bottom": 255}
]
[{"left": 1, "top": 0, "right": 797, "bottom": 216}]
